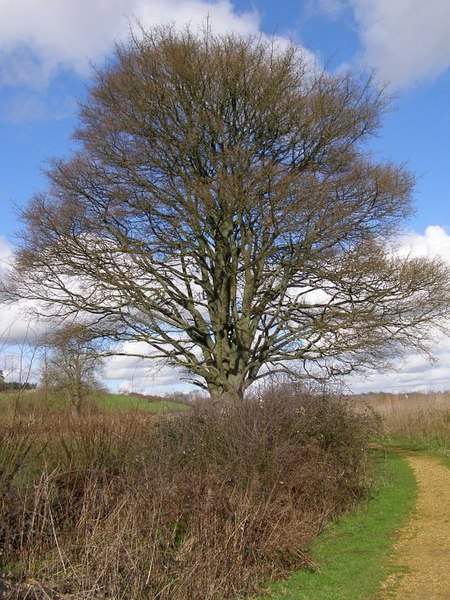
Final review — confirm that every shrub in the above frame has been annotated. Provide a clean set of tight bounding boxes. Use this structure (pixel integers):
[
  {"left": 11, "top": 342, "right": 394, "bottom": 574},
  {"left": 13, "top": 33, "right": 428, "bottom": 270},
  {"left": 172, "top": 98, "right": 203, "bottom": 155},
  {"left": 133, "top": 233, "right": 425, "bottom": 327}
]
[{"left": 0, "top": 385, "right": 376, "bottom": 599}]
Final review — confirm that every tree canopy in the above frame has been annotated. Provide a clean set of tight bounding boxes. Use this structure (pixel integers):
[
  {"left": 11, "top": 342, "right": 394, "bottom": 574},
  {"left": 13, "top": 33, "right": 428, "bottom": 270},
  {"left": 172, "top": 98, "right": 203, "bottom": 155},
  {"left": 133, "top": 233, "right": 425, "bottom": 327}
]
[{"left": 8, "top": 27, "right": 450, "bottom": 398}]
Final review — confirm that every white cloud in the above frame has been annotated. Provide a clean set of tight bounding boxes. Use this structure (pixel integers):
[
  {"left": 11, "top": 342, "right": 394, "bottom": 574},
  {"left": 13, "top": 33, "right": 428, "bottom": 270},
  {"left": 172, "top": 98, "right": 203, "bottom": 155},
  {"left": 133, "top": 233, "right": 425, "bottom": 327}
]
[
  {"left": 348, "top": 0, "right": 450, "bottom": 88},
  {"left": 0, "top": 0, "right": 261, "bottom": 87},
  {"left": 137, "top": 0, "right": 260, "bottom": 36},
  {"left": 0, "top": 237, "right": 43, "bottom": 346},
  {"left": 397, "top": 225, "right": 450, "bottom": 261},
  {"left": 347, "top": 225, "right": 450, "bottom": 392},
  {"left": 0, "top": 302, "right": 42, "bottom": 346},
  {"left": 104, "top": 343, "right": 193, "bottom": 394},
  {"left": 0, "top": 0, "right": 311, "bottom": 123},
  {"left": 0, "top": 235, "right": 12, "bottom": 277},
  {"left": 348, "top": 334, "right": 450, "bottom": 392}
]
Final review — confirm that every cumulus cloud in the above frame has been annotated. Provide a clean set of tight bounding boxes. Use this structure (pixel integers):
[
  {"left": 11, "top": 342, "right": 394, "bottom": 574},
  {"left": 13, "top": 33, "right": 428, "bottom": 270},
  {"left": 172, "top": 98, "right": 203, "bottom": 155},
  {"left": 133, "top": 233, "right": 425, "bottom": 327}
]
[
  {"left": 347, "top": 225, "right": 450, "bottom": 392},
  {"left": 0, "top": 0, "right": 262, "bottom": 88},
  {"left": 348, "top": 0, "right": 450, "bottom": 88},
  {"left": 315, "top": 1, "right": 450, "bottom": 87},
  {"left": 0, "top": 0, "right": 314, "bottom": 124},
  {"left": 0, "top": 237, "right": 42, "bottom": 346},
  {"left": 396, "top": 225, "right": 450, "bottom": 261},
  {"left": 0, "top": 235, "right": 11, "bottom": 267},
  {"left": 104, "top": 343, "right": 192, "bottom": 394},
  {"left": 0, "top": 236, "right": 14, "bottom": 287},
  {"left": 348, "top": 333, "right": 450, "bottom": 392}
]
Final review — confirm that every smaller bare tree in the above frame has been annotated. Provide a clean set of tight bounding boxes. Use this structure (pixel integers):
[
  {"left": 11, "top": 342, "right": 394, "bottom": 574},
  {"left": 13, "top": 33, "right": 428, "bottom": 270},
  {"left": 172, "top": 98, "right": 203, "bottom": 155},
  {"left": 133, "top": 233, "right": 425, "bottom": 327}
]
[{"left": 41, "top": 324, "right": 104, "bottom": 414}]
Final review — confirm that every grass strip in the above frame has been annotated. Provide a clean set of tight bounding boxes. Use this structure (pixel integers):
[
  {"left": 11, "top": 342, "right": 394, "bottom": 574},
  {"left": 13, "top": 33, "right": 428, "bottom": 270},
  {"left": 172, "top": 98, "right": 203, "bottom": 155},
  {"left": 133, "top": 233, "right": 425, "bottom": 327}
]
[
  {"left": 259, "top": 449, "right": 416, "bottom": 600},
  {"left": 378, "top": 436, "right": 450, "bottom": 468},
  {"left": 0, "top": 390, "right": 188, "bottom": 414},
  {"left": 95, "top": 392, "right": 189, "bottom": 412}
]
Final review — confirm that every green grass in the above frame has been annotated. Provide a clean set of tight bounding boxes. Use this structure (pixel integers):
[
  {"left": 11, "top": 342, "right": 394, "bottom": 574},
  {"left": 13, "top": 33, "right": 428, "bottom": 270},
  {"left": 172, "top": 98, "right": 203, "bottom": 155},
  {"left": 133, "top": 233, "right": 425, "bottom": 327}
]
[
  {"left": 258, "top": 449, "right": 416, "bottom": 600},
  {"left": 95, "top": 392, "right": 189, "bottom": 413},
  {"left": 378, "top": 436, "right": 450, "bottom": 468},
  {"left": 0, "top": 390, "right": 189, "bottom": 414}
]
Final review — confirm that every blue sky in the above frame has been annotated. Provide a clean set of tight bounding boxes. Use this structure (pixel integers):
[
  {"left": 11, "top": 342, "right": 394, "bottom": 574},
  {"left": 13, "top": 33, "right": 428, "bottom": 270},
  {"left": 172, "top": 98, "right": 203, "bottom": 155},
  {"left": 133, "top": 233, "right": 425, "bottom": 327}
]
[{"left": 1, "top": 0, "right": 450, "bottom": 393}]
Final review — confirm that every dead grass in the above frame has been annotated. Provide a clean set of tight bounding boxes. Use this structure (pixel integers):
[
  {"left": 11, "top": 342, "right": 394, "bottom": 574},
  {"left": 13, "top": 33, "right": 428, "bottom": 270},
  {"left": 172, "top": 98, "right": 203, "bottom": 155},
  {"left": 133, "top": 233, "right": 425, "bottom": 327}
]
[
  {"left": 354, "top": 391, "right": 450, "bottom": 454},
  {"left": 0, "top": 386, "right": 376, "bottom": 599}
]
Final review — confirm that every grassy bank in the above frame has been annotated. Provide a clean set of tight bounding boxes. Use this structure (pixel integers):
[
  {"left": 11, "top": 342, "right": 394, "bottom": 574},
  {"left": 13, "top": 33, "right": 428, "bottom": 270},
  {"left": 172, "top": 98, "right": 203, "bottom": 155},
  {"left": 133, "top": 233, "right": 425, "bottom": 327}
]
[{"left": 259, "top": 449, "right": 416, "bottom": 599}]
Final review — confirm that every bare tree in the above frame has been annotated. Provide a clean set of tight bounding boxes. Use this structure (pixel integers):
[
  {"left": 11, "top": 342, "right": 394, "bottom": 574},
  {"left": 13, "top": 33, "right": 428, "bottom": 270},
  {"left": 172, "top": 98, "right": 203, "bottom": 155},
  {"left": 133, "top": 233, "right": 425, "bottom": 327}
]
[
  {"left": 6, "top": 27, "right": 450, "bottom": 399},
  {"left": 40, "top": 325, "right": 104, "bottom": 414}
]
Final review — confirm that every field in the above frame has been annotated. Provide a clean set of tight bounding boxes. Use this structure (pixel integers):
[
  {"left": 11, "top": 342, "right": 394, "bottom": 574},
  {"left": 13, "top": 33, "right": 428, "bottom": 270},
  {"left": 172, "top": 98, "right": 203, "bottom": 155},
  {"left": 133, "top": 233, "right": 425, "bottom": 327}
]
[
  {"left": 0, "top": 389, "right": 189, "bottom": 416},
  {"left": 0, "top": 387, "right": 449, "bottom": 599}
]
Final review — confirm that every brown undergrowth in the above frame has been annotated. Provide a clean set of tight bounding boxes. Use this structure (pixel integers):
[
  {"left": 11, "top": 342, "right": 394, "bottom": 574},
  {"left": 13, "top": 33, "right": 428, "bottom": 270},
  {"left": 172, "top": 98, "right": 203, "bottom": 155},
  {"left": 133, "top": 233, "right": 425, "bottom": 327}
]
[{"left": 0, "top": 387, "right": 376, "bottom": 599}]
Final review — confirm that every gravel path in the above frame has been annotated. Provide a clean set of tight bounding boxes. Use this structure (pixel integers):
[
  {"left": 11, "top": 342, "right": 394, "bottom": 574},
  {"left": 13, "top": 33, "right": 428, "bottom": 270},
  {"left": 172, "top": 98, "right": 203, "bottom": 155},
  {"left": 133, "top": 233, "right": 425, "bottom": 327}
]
[{"left": 379, "top": 452, "right": 450, "bottom": 599}]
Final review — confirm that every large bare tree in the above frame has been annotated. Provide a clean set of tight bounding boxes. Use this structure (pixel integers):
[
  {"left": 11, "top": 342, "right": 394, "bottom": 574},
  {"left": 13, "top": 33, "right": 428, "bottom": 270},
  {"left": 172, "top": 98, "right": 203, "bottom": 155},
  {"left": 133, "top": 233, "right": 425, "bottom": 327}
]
[{"left": 7, "top": 28, "right": 450, "bottom": 398}]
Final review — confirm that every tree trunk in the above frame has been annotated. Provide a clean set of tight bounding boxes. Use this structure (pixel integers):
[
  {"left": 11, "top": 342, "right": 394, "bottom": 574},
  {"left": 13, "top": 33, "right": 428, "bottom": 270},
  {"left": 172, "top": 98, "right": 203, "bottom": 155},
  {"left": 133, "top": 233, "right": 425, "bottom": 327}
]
[{"left": 207, "top": 377, "right": 248, "bottom": 402}]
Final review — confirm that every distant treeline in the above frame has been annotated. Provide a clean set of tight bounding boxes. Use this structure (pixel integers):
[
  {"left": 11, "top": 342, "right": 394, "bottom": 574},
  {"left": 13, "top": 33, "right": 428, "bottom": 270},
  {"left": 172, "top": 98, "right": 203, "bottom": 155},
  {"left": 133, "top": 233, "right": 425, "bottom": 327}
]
[{"left": 0, "top": 381, "right": 37, "bottom": 391}]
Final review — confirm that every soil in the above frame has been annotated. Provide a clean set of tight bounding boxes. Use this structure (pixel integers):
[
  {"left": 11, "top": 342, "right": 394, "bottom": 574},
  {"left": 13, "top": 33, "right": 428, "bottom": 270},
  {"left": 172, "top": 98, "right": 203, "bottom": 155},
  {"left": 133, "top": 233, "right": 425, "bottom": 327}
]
[{"left": 378, "top": 452, "right": 450, "bottom": 599}]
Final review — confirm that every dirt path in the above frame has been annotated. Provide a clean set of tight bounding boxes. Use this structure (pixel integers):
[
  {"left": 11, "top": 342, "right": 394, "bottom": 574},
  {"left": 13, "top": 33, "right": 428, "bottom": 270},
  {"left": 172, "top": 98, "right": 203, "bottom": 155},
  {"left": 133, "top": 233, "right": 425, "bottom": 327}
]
[{"left": 379, "top": 452, "right": 450, "bottom": 599}]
